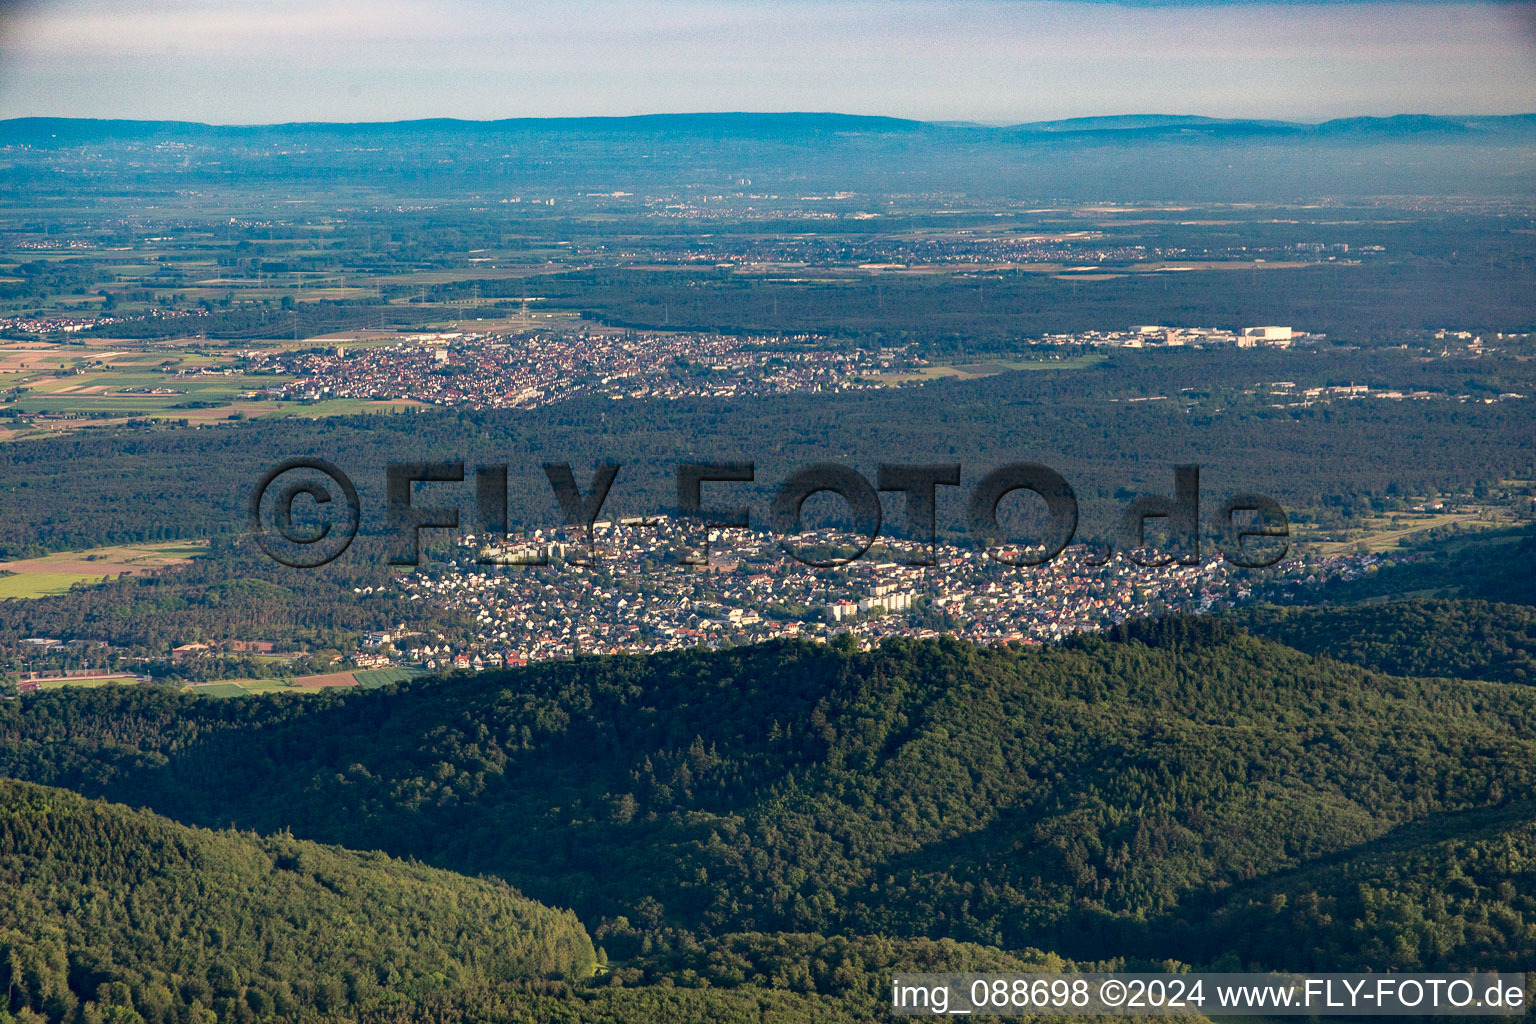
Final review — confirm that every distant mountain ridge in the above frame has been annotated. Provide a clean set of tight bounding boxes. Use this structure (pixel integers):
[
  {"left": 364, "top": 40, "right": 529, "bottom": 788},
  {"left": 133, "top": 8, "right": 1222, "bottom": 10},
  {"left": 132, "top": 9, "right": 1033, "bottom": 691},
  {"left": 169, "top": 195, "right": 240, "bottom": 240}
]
[
  {"left": 3, "top": 111, "right": 1536, "bottom": 145},
  {"left": 6, "top": 110, "right": 1534, "bottom": 201}
]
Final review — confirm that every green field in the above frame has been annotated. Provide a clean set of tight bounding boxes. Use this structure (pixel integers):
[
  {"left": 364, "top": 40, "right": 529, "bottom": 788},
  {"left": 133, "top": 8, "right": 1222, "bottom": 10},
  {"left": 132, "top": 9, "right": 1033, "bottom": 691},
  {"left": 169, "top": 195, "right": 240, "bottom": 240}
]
[
  {"left": 233, "top": 678, "right": 297, "bottom": 692},
  {"left": 945, "top": 354, "right": 1107, "bottom": 373},
  {"left": 1, "top": 357, "right": 427, "bottom": 429},
  {"left": 1305, "top": 510, "right": 1507, "bottom": 554},
  {"left": 0, "top": 540, "right": 206, "bottom": 597},
  {"left": 355, "top": 666, "right": 428, "bottom": 689},
  {"left": 875, "top": 352, "right": 1104, "bottom": 384},
  {"left": 12, "top": 371, "right": 295, "bottom": 415},
  {"left": 0, "top": 572, "right": 103, "bottom": 598},
  {"left": 187, "top": 683, "right": 256, "bottom": 698},
  {"left": 186, "top": 669, "right": 427, "bottom": 697},
  {"left": 188, "top": 678, "right": 327, "bottom": 698},
  {"left": 269, "top": 398, "right": 423, "bottom": 417},
  {"left": 34, "top": 675, "right": 140, "bottom": 690}
]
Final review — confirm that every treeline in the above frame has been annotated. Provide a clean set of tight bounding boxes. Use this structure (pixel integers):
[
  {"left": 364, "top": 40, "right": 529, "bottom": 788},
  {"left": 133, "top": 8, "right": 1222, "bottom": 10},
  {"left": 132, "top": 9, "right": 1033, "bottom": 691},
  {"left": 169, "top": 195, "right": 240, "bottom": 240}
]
[{"left": 0, "top": 260, "right": 100, "bottom": 304}]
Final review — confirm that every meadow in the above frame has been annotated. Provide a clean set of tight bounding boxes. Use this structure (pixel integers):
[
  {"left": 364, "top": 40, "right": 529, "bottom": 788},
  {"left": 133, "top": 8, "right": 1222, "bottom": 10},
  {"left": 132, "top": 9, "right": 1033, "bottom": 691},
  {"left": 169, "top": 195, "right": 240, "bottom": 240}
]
[
  {"left": 186, "top": 665, "right": 427, "bottom": 697},
  {"left": 0, "top": 540, "right": 207, "bottom": 598}
]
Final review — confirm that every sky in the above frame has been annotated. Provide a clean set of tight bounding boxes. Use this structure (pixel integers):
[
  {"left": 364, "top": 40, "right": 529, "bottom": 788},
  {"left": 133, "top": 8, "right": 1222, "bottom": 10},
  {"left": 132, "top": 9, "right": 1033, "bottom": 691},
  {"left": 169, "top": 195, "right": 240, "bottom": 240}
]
[{"left": 0, "top": 0, "right": 1534, "bottom": 124}]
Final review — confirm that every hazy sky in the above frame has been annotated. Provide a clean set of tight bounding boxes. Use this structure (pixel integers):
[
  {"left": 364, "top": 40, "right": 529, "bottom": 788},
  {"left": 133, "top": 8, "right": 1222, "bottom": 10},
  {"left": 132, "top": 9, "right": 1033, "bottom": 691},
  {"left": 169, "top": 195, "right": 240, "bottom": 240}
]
[{"left": 1, "top": 0, "right": 1534, "bottom": 123}]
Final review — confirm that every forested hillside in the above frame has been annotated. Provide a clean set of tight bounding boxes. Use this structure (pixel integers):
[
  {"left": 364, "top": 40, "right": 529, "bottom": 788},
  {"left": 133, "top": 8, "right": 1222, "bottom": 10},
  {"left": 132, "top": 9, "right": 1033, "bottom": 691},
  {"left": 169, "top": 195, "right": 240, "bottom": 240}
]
[
  {"left": 1237, "top": 599, "right": 1536, "bottom": 685},
  {"left": 1168, "top": 798, "right": 1536, "bottom": 971},
  {"left": 5, "top": 629, "right": 1536, "bottom": 975},
  {"left": 0, "top": 783, "right": 1128, "bottom": 1024},
  {"left": 0, "top": 778, "right": 595, "bottom": 1024}
]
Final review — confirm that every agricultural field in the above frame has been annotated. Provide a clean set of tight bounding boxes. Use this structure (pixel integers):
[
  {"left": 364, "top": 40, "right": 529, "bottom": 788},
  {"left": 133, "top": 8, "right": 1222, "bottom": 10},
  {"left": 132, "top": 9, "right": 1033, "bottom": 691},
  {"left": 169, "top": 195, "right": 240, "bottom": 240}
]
[
  {"left": 0, "top": 573, "right": 103, "bottom": 599},
  {"left": 1299, "top": 508, "right": 1515, "bottom": 555},
  {"left": 355, "top": 666, "right": 428, "bottom": 688},
  {"left": 0, "top": 338, "right": 434, "bottom": 433},
  {"left": 871, "top": 352, "right": 1105, "bottom": 384},
  {"left": 188, "top": 679, "right": 338, "bottom": 698},
  {"left": 31, "top": 674, "right": 142, "bottom": 690},
  {"left": 186, "top": 682, "right": 267, "bottom": 698},
  {"left": 0, "top": 540, "right": 207, "bottom": 597},
  {"left": 6, "top": 350, "right": 289, "bottom": 416},
  {"left": 186, "top": 666, "right": 427, "bottom": 697}
]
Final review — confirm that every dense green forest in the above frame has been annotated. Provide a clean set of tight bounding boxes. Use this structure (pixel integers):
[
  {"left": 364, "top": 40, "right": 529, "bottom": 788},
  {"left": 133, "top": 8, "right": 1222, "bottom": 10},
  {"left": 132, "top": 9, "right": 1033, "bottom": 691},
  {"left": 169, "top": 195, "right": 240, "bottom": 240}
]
[
  {"left": 7, "top": 601, "right": 1536, "bottom": 1018},
  {"left": 0, "top": 778, "right": 595, "bottom": 1024},
  {"left": 1237, "top": 598, "right": 1536, "bottom": 685},
  {"left": 6, "top": 627, "right": 1536, "bottom": 971},
  {"left": 1, "top": 348, "right": 1531, "bottom": 558},
  {"left": 541, "top": 261, "right": 1536, "bottom": 345},
  {"left": 1167, "top": 798, "right": 1536, "bottom": 971},
  {"left": 0, "top": 784, "right": 1128, "bottom": 1024}
]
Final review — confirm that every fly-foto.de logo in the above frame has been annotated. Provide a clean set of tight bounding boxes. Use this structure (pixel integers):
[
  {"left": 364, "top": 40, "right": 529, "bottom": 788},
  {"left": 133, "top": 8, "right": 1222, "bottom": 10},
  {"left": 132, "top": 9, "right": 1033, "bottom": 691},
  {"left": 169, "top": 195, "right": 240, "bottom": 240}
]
[{"left": 249, "top": 459, "right": 1288, "bottom": 571}]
